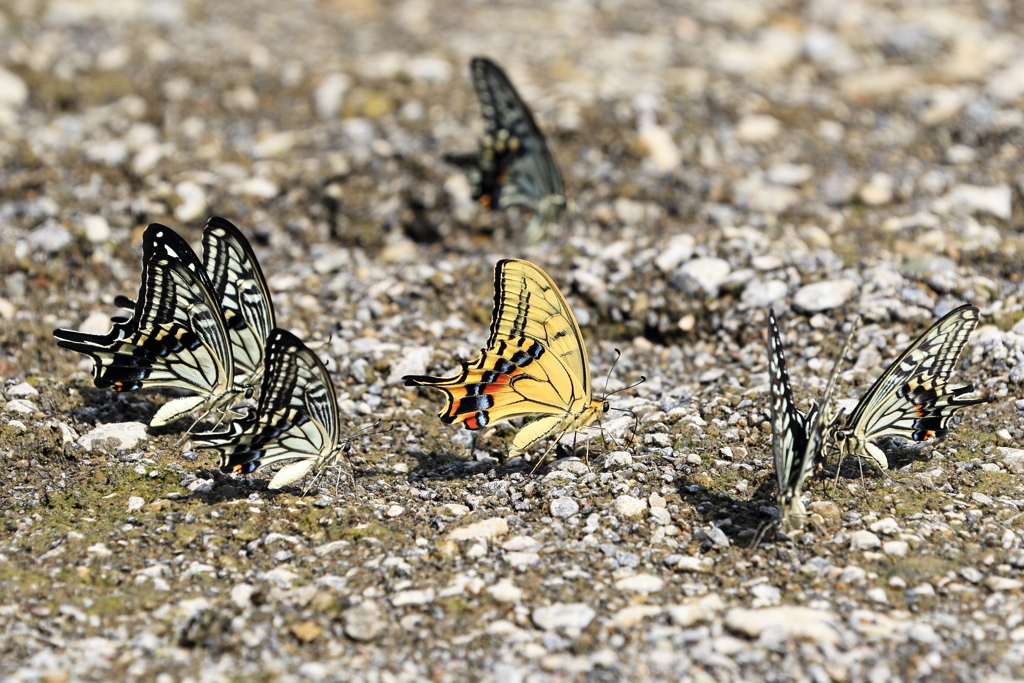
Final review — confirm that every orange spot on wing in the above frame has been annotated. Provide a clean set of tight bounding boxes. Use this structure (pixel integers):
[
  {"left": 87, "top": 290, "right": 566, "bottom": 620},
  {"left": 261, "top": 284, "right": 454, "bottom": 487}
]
[{"left": 465, "top": 415, "right": 481, "bottom": 429}]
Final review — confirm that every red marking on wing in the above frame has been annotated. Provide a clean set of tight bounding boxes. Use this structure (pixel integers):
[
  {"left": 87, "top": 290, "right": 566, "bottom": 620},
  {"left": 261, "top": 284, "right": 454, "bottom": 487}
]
[{"left": 465, "top": 414, "right": 482, "bottom": 430}]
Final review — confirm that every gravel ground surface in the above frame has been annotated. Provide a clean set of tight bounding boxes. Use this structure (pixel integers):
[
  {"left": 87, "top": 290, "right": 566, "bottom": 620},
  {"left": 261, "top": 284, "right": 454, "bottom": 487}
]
[{"left": 5, "top": 1, "right": 1024, "bottom": 681}]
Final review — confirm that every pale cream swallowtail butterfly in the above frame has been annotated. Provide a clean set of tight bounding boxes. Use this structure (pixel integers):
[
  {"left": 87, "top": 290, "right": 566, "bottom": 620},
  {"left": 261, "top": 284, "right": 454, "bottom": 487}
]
[
  {"left": 192, "top": 328, "right": 351, "bottom": 490},
  {"left": 53, "top": 219, "right": 275, "bottom": 427},
  {"left": 767, "top": 308, "right": 857, "bottom": 532},
  {"left": 830, "top": 304, "right": 985, "bottom": 472},
  {"left": 445, "top": 57, "right": 568, "bottom": 243}
]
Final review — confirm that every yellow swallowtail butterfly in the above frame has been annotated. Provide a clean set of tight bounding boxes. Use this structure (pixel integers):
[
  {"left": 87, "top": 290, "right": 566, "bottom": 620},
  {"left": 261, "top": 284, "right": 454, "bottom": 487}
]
[{"left": 404, "top": 258, "right": 608, "bottom": 459}]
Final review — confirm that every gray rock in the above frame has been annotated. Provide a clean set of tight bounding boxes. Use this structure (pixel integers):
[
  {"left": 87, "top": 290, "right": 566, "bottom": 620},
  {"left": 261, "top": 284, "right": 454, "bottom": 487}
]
[
  {"left": 343, "top": 600, "right": 385, "bottom": 641},
  {"left": 78, "top": 422, "right": 148, "bottom": 452},
  {"left": 943, "top": 184, "right": 1012, "bottom": 220},
  {"left": 740, "top": 279, "right": 788, "bottom": 308},
  {"left": 531, "top": 603, "right": 596, "bottom": 635},
  {"left": 725, "top": 607, "right": 840, "bottom": 645},
  {"left": 26, "top": 221, "right": 73, "bottom": 255},
  {"left": 549, "top": 497, "right": 579, "bottom": 519},
  {"left": 850, "top": 530, "right": 882, "bottom": 550},
  {"left": 671, "top": 258, "right": 731, "bottom": 297},
  {"left": 6, "top": 382, "right": 38, "bottom": 397},
  {"left": 612, "top": 495, "right": 647, "bottom": 518},
  {"left": 792, "top": 279, "right": 857, "bottom": 313}
]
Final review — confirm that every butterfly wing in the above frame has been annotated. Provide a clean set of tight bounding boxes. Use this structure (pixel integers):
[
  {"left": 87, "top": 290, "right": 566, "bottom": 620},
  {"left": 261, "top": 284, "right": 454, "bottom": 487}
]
[
  {"left": 202, "top": 217, "right": 276, "bottom": 392},
  {"left": 446, "top": 57, "right": 567, "bottom": 236},
  {"left": 53, "top": 224, "right": 234, "bottom": 426},
  {"left": 767, "top": 308, "right": 813, "bottom": 530},
  {"left": 193, "top": 328, "right": 343, "bottom": 490},
  {"left": 836, "top": 304, "right": 983, "bottom": 469},
  {"left": 404, "top": 258, "right": 605, "bottom": 457}
]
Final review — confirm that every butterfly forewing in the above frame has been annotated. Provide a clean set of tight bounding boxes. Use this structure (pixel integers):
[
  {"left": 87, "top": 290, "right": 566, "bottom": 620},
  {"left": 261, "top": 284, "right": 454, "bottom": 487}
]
[
  {"left": 404, "top": 258, "right": 605, "bottom": 458},
  {"left": 193, "top": 328, "right": 344, "bottom": 489},
  {"left": 202, "top": 217, "right": 276, "bottom": 390},
  {"left": 767, "top": 309, "right": 813, "bottom": 524},
  {"left": 53, "top": 224, "right": 235, "bottom": 426},
  {"left": 836, "top": 304, "right": 984, "bottom": 470}
]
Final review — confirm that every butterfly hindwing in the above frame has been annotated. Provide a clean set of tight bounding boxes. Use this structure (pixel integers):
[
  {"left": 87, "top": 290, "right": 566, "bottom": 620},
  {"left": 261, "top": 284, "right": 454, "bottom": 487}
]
[
  {"left": 53, "top": 224, "right": 234, "bottom": 426},
  {"left": 193, "top": 328, "right": 344, "bottom": 490},
  {"left": 834, "top": 304, "right": 984, "bottom": 470},
  {"left": 404, "top": 259, "right": 606, "bottom": 458}
]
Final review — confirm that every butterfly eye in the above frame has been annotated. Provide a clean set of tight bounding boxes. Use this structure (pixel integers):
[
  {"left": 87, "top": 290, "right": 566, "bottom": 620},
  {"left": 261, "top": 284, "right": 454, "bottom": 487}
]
[
  {"left": 602, "top": 400, "right": 610, "bottom": 413},
  {"left": 835, "top": 430, "right": 847, "bottom": 442}
]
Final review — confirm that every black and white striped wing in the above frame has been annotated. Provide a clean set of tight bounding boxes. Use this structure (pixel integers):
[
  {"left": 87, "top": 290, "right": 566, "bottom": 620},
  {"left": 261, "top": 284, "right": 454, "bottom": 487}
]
[
  {"left": 767, "top": 308, "right": 814, "bottom": 530},
  {"left": 193, "top": 328, "right": 344, "bottom": 490},
  {"left": 202, "top": 217, "right": 276, "bottom": 392},
  {"left": 54, "top": 224, "right": 234, "bottom": 427},
  {"left": 445, "top": 57, "right": 567, "bottom": 231},
  {"left": 835, "top": 304, "right": 984, "bottom": 469}
]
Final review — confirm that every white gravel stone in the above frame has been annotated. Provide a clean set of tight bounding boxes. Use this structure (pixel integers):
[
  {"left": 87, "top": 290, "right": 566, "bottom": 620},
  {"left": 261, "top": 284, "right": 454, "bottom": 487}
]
[
  {"left": 392, "top": 589, "right": 435, "bottom": 606},
  {"left": 736, "top": 114, "right": 780, "bottom": 143},
  {"left": 611, "top": 605, "right": 662, "bottom": 629},
  {"left": 127, "top": 497, "right": 144, "bottom": 512},
  {"left": 740, "top": 279, "right": 788, "bottom": 308},
  {"left": 314, "top": 73, "right": 351, "bottom": 119},
  {"left": 230, "top": 583, "right": 255, "bottom": 608},
  {"left": 849, "top": 610, "right": 896, "bottom": 637},
  {"left": 343, "top": 600, "right": 384, "bottom": 641},
  {"left": 448, "top": 517, "right": 508, "bottom": 541},
  {"left": 612, "top": 495, "right": 647, "bottom": 518},
  {"left": 504, "top": 551, "right": 541, "bottom": 568},
  {"left": 3, "top": 399, "right": 37, "bottom": 415},
  {"left": 838, "top": 566, "right": 867, "bottom": 586},
  {"left": 0, "top": 67, "right": 28, "bottom": 107},
  {"left": 766, "top": 163, "right": 814, "bottom": 186},
  {"left": 7, "top": 382, "right": 38, "bottom": 398},
  {"left": 672, "top": 258, "right": 731, "bottom": 297},
  {"left": 944, "top": 184, "right": 1012, "bottom": 220},
  {"left": 850, "top": 530, "right": 882, "bottom": 550},
  {"left": 984, "top": 576, "right": 1024, "bottom": 592},
  {"left": 908, "top": 583, "right": 936, "bottom": 598},
  {"left": 638, "top": 125, "right": 681, "bottom": 172},
  {"left": 603, "top": 451, "right": 634, "bottom": 470},
  {"left": 869, "top": 517, "right": 901, "bottom": 535},
  {"left": 908, "top": 623, "right": 941, "bottom": 647},
  {"left": 998, "top": 447, "right": 1024, "bottom": 474},
  {"left": 385, "top": 505, "right": 405, "bottom": 518},
  {"left": 486, "top": 578, "right": 523, "bottom": 603},
  {"left": 386, "top": 346, "right": 431, "bottom": 384},
  {"left": 883, "top": 541, "right": 909, "bottom": 557},
  {"left": 654, "top": 235, "right": 695, "bottom": 273},
  {"left": 668, "top": 603, "right": 710, "bottom": 627},
  {"left": 866, "top": 588, "right": 889, "bottom": 604},
  {"left": 173, "top": 181, "right": 207, "bottom": 223},
  {"left": 532, "top": 603, "right": 596, "bottom": 635},
  {"left": 550, "top": 497, "right": 579, "bottom": 519},
  {"left": 81, "top": 215, "right": 111, "bottom": 243},
  {"left": 78, "top": 422, "right": 147, "bottom": 452},
  {"left": 792, "top": 279, "right": 857, "bottom": 313},
  {"left": 725, "top": 607, "right": 840, "bottom": 645},
  {"left": 614, "top": 574, "right": 664, "bottom": 593}
]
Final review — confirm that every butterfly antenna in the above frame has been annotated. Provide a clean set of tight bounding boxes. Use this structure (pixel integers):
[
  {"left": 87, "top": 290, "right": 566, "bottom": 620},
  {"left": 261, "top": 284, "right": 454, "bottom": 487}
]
[{"left": 601, "top": 349, "right": 622, "bottom": 397}]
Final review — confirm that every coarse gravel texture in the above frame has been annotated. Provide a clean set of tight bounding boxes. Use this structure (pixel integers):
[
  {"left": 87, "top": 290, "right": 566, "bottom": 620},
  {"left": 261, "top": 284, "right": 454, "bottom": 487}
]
[{"left": 5, "top": 1, "right": 1024, "bottom": 682}]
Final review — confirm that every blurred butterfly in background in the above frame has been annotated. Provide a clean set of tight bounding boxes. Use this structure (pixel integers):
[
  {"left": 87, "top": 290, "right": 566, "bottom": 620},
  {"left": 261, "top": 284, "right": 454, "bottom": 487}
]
[
  {"left": 54, "top": 218, "right": 275, "bottom": 427},
  {"left": 193, "top": 328, "right": 353, "bottom": 490},
  {"left": 767, "top": 308, "right": 858, "bottom": 532},
  {"left": 445, "top": 57, "right": 568, "bottom": 243},
  {"left": 830, "top": 303, "right": 985, "bottom": 472},
  {"left": 404, "top": 259, "right": 611, "bottom": 460}
]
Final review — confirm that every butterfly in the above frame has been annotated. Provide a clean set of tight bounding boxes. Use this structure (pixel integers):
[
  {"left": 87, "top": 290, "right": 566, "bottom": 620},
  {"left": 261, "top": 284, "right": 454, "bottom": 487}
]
[
  {"left": 54, "top": 224, "right": 237, "bottom": 427},
  {"left": 445, "top": 57, "right": 568, "bottom": 243},
  {"left": 110, "top": 217, "right": 276, "bottom": 396},
  {"left": 192, "top": 328, "right": 349, "bottom": 490},
  {"left": 403, "top": 258, "right": 607, "bottom": 460},
  {"left": 768, "top": 308, "right": 858, "bottom": 531},
  {"left": 831, "top": 304, "right": 985, "bottom": 472}
]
